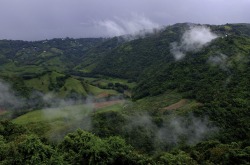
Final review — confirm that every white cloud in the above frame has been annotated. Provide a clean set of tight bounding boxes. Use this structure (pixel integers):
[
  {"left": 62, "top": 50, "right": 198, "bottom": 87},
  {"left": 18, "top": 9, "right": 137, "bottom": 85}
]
[
  {"left": 208, "top": 53, "right": 228, "bottom": 71},
  {"left": 181, "top": 26, "right": 218, "bottom": 51},
  {"left": 0, "top": 80, "right": 22, "bottom": 109},
  {"left": 171, "top": 26, "right": 218, "bottom": 60},
  {"left": 97, "top": 20, "right": 126, "bottom": 36},
  {"left": 96, "top": 14, "right": 160, "bottom": 38}
]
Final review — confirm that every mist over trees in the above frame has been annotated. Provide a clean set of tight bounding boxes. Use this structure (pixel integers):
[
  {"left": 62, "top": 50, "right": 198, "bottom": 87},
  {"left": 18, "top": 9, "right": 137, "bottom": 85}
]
[{"left": 0, "top": 23, "right": 250, "bottom": 164}]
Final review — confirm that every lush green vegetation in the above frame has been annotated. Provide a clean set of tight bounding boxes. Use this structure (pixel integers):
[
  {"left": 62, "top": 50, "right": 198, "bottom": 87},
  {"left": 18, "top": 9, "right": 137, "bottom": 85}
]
[{"left": 0, "top": 23, "right": 250, "bottom": 164}]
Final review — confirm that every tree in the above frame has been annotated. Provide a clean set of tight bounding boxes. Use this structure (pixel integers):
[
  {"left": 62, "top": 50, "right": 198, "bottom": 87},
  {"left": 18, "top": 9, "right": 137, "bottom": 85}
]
[
  {"left": 157, "top": 151, "right": 197, "bottom": 165},
  {"left": 59, "top": 129, "right": 152, "bottom": 164},
  {"left": 7, "top": 135, "right": 63, "bottom": 165}
]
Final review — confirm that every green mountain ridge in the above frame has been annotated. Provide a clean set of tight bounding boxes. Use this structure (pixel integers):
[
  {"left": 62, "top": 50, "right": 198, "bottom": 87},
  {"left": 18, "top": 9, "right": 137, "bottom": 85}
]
[{"left": 0, "top": 23, "right": 250, "bottom": 164}]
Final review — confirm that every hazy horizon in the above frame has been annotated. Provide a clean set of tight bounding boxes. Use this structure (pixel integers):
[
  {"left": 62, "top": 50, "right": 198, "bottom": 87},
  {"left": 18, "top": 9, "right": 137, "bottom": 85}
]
[{"left": 0, "top": 0, "right": 249, "bottom": 41}]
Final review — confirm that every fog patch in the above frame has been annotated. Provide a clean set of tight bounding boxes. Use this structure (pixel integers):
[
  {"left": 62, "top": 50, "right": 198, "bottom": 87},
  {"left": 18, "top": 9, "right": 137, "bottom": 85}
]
[
  {"left": 41, "top": 94, "right": 95, "bottom": 141},
  {"left": 208, "top": 53, "right": 229, "bottom": 71},
  {"left": 0, "top": 80, "right": 23, "bottom": 110},
  {"left": 170, "top": 42, "right": 185, "bottom": 60},
  {"left": 156, "top": 115, "right": 218, "bottom": 149},
  {"left": 171, "top": 26, "right": 218, "bottom": 60},
  {"left": 124, "top": 112, "right": 218, "bottom": 151},
  {"left": 181, "top": 26, "right": 218, "bottom": 51},
  {"left": 125, "top": 112, "right": 157, "bottom": 131},
  {"left": 96, "top": 14, "right": 161, "bottom": 40},
  {"left": 41, "top": 94, "right": 124, "bottom": 141}
]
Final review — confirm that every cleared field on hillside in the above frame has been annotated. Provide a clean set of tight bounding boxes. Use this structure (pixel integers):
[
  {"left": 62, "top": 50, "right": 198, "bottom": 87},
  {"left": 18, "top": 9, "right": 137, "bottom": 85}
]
[{"left": 13, "top": 100, "right": 125, "bottom": 141}]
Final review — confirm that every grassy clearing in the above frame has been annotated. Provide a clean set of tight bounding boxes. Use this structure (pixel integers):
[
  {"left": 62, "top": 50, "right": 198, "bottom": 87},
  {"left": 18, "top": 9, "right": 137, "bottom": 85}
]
[
  {"left": 94, "top": 100, "right": 124, "bottom": 110},
  {"left": 127, "top": 91, "right": 182, "bottom": 112},
  {"left": 13, "top": 100, "right": 125, "bottom": 125},
  {"left": 25, "top": 71, "right": 89, "bottom": 97},
  {"left": 84, "top": 76, "right": 136, "bottom": 89},
  {"left": 86, "top": 84, "right": 118, "bottom": 96},
  {"left": 24, "top": 71, "right": 64, "bottom": 93},
  {"left": 162, "top": 99, "right": 188, "bottom": 110},
  {"left": 13, "top": 104, "right": 93, "bottom": 140},
  {"left": 24, "top": 72, "right": 119, "bottom": 98},
  {"left": 25, "top": 74, "right": 50, "bottom": 93},
  {"left": 95, "top": 103, "right": 124, "bottom": 113},
  {"left": 43, "top": 57, "right": 66, "bottom": 71},
  {"left": 177, "top": 100, "right": 202, "bottom": 113},
  {"left": 59, "top": 77, "right": 87, "bottom": 97},
  {"left": 13, "top": 110, "right": 45, "bottom": 124},
  {"left": 12, "top": 101, "right": 125, "bottom": 141},
  {"left": 84, "top": 76, "right": 135, "bottom": 98},
  {"left": 13, "top": 104, "right": 91, "bottom": 124},
  {"left": 123, "top": 91, "right": 202, "bottom": 115},
  {"left": 160, "top": 99, "right": 202, "bottom": 115},
  {"left": 0, "top": 63, "right": 45, "bottom": 75},
  {"left": 78, "top": 63, "right": 97, "bottom": 73}
]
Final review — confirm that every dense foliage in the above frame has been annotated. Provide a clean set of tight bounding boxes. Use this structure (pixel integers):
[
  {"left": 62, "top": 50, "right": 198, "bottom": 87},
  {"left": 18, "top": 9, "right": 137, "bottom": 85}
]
[{"left": 0, "top": 23, "right": 250, "bottom": 164}]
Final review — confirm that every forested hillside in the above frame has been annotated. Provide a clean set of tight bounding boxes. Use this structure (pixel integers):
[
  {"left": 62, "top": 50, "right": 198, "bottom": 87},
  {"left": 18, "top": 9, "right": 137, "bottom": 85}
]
[{"left": 0, "top": 23, "right": 250, "bottom": 164}]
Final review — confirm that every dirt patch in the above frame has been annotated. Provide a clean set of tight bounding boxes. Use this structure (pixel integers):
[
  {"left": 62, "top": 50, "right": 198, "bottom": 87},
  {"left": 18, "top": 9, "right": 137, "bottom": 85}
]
[
  {"left": 96, "top": 92, "right": 111, "bottom": 99},
  {"left": 94, "top": 100, "right": 124, "bottom": 109},
  {"left": 163, "top": 99, "right": 188, "bottom": 111},
  {"left": 0, "top": 108, "right": 6, "bottom": 115}
]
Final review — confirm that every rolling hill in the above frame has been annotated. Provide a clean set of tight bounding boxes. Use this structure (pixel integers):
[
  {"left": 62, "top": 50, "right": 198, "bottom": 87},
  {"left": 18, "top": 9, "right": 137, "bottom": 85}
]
[{"left": 0, "top": 23, "right": 250, "bottom": 164}]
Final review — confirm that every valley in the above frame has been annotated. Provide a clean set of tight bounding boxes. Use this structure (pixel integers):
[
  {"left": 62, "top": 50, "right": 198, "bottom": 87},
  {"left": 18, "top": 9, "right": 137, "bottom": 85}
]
[{"left": 0, "top": 23, "right": 250, "bottom": 164}]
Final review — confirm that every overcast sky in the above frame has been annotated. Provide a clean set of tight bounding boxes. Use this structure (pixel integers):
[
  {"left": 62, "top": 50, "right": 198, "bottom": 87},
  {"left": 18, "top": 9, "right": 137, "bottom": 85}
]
[{"left": 0, "top": 0, "right": 249, "bottom": 40}]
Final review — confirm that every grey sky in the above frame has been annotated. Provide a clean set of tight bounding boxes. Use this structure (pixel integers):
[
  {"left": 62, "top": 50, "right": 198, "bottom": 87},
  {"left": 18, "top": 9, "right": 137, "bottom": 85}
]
[{"left": 0, "top": 0, "right": 249, "bottom": 40}]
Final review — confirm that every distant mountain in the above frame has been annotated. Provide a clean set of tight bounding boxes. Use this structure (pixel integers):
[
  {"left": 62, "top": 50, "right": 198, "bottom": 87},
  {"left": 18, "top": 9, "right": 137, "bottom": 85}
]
[
  {"left": 1, "top": 23, "right": 250, "bottom": 103},
  {"left": 0, "top": 38, "right": 106, "bottom": 77}
]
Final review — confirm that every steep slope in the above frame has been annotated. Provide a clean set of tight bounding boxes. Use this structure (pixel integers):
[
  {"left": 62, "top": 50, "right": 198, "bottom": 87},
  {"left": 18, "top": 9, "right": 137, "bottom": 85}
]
[
  {"left": 87, "top": 23, "right": 250, "bottom": 143},
  {"left": 134, "top": 34, "right": 250, "bottom": 100},
  {"left": 91, "top": 23, "right": 188, "bottom": 79},
  {"left": 132, "top": 24, "right": 250, "bottom": 143},
  {"left": 91, "top": 23, "right": 250, "bottom": 80}
]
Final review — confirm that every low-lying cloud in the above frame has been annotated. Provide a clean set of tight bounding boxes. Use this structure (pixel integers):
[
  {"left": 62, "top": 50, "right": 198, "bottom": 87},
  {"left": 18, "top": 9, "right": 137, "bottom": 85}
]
[
  {"left": 208, "top": 53, "right": 229, "bottom": 71},
  {"left": 96, "top": 14, "right": 161, "bottom": 39},
  {"left": 0, "top": 78, "right": 217, "bottom": 147},
  {"left": 171, "top": 26, "right": 218, "bottom": 60},
  {"left": 124, "top": 112, "right": 218, "bottom": 151},
  {"left": 0, "top": 80, "right": 23, "bottom": 110},
  {"left": 156, "top": 115, "right": 217, "bottom": 147},
  {"left": 0, "top": 79, "right": 93, "bottom": 141},
  {"left": 41, "top": 95, "right": 94, "bottom": 141}
]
